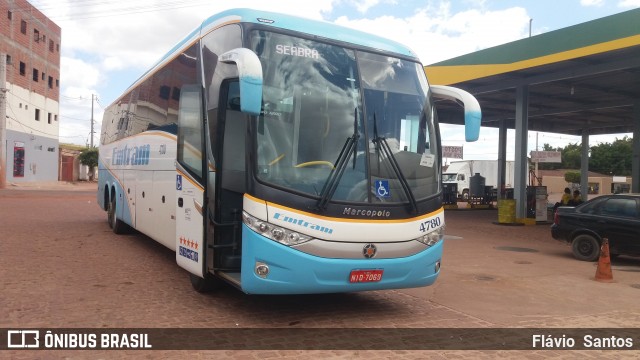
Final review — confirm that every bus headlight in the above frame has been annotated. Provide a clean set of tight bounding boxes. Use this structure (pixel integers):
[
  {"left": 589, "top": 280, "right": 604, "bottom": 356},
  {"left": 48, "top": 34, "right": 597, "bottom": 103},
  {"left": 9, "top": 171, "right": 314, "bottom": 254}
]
[
  {"left": 415, "top": 226, "right": 444, "bottom": 247},
  {"left": 242, "top": 211, "right": 312, "bottom": 246}
]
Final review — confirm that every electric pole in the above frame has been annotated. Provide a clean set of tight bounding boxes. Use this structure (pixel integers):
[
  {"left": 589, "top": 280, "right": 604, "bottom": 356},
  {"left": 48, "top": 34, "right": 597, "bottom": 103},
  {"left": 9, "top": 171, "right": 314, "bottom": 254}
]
[
  {"left": 90, "top": 94, "right": 95, "bottom": 148},
  {"left": 0, "top": 53, "right": 7, "bottom": 189}
]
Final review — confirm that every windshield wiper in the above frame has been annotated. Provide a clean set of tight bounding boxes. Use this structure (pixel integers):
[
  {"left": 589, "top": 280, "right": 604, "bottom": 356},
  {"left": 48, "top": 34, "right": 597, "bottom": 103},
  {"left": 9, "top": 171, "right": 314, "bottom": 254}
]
[
  {"left": 372, "top": 113, "right": 418, "bottom": 214},
  {"left": 316, "top": 108, "right": 359, "bottom": 211}
]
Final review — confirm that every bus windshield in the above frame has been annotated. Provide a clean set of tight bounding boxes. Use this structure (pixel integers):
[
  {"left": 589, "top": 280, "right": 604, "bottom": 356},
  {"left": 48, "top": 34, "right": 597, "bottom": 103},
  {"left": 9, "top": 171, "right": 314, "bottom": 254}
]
[{"left": 251, "top": 30, "right": 438, "bottom": 204}]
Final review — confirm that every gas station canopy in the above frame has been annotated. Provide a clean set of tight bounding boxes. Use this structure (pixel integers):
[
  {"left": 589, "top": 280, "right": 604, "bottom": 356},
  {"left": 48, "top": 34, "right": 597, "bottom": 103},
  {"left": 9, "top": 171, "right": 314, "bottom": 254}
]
[{"left": 425, "top": 8, "right": 640, "bottom": 137}]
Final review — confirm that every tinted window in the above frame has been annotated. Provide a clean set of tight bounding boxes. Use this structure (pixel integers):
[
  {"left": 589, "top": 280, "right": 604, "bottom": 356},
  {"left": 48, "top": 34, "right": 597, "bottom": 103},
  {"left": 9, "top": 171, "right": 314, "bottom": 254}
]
[
  {"left": 201, "top": 24, "right": 242, "bottom": 109},
  {"left": 599, "top": 198, "right": 638, "bottom": 218},
  {"left": 177, "top": 85, "right": 204, "bottom": 179},
  {"left": 101, "top": 43, "right": 199, "bottom": 145},
  {"left": 579, "top": 198, "right": 602, "bottom": 214},
  {"left": 220, "top": 81, "right": 247, "bottom": 193},
  {"left": 200, "top": 23, "right": 243, "bottom": 167}
]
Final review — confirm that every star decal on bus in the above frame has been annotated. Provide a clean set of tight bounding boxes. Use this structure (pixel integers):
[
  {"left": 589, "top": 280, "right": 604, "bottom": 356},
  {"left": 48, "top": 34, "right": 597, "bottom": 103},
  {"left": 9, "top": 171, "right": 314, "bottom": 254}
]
[{"left": 179, "top": 236, "right": 198, "bottom": 250}]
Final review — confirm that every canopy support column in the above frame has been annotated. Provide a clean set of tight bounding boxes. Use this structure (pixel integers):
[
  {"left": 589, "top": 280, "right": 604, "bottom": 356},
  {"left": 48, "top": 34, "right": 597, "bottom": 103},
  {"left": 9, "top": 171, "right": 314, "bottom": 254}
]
[
  {"left": 581, "top": 130, "right": 589, "bottom": 201},
  {"left": 497, "top": 120, "right": 508, "bottom": 199},
  {"left": 514, "top": 85, "right": 529, "bottom": 219},
  {"left": 632, "top": 101, "right": 640, "bottom": 193}
]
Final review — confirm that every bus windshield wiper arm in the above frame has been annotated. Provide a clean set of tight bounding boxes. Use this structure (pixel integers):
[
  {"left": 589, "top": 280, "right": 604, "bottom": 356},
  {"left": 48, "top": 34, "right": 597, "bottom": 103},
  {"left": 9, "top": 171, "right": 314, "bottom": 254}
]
[
  {"left": 372, "top": 113, "right": 418, "bottom": 214},
  {"left": 316, "top": 108, "right": 359, "bottom": 211}
]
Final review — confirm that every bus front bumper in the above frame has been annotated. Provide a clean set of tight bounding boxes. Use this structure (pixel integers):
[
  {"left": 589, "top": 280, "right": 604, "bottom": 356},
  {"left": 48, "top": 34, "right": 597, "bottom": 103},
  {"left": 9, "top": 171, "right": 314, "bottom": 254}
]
[{"left": 239, "top": 224, "right": 442, "bottom": 294}]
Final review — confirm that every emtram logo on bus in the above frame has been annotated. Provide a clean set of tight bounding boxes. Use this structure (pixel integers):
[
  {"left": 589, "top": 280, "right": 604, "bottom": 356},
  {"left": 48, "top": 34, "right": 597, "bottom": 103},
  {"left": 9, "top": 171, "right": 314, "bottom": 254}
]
[
  {"left": 273, "top": 212, "right": 334, "bottom": 234},
  {"left": 112, "top": 144, "right": 151, "bottom": 166}
]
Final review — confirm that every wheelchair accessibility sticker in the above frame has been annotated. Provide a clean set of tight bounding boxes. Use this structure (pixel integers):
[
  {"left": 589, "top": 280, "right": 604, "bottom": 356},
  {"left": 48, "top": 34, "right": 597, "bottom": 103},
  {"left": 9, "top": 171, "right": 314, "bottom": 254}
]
[
  {"left": 176, "top": 174, "right": 182, "bottom": 190},
  {"left": 376, "top": 180, "right": 390, "bottom": 198}
]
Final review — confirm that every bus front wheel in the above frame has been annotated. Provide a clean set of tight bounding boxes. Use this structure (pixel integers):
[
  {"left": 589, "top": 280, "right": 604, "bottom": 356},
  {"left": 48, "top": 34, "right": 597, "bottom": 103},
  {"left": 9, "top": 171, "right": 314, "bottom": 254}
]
[{"left": 190, "top": 273, "right": 222, "bottom": 293}]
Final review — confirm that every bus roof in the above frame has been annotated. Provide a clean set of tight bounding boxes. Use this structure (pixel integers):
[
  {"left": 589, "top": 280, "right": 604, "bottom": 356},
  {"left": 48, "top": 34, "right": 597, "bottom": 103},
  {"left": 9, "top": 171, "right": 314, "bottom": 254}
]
[
  {"left": 117, "top": 8, "right": 419, "bottom": 105},
  {"left": 204, "top": 8, "right": 418, "bottom": 58}
]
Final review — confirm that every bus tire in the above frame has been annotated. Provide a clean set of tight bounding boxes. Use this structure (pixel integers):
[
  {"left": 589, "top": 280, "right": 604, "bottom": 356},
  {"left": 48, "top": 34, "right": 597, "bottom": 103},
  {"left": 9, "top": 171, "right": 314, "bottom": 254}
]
[
  {"left": 108, "top": 194, "right": 127, "bottom": 234},
  {"left": 190, "top": 273, "right": 222, "bottom": 293}
]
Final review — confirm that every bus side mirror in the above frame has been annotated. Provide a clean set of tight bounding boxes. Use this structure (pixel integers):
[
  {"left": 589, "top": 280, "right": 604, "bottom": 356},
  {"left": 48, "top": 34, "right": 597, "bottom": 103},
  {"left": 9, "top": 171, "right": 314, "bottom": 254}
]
[
  {"left": 430, "top": 85, "right": 481, "bottom": 142},
  {"left": 220, "top": 48, "right": 263, "bottom": 116}
]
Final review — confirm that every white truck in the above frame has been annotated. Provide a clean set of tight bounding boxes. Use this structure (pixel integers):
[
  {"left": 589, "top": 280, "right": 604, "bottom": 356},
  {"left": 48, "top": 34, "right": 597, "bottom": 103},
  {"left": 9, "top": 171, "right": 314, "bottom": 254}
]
[{"left": 442, "top": 160, "right": 515, "bottom": 199}]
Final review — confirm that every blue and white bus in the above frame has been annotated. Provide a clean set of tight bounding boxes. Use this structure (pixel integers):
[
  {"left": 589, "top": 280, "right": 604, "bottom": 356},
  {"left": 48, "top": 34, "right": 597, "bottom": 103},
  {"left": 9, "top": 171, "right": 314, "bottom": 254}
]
[{"left": 97, "top": 8, "right": 481, "bottom": 294}]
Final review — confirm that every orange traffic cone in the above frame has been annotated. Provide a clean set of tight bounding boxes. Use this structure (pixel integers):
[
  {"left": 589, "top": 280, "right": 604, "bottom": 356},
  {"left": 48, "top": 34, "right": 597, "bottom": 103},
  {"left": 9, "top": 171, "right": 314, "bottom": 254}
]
[{"left": 594, "top": 238, "right": 614, "bottom": 282}]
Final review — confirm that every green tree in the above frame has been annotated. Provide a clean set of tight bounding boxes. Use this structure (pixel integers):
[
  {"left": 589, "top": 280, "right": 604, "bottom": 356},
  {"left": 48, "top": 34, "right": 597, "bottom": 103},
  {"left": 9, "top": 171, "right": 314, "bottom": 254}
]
[
  {"left": 561, "top": 143, "right": 582, "bottom": 169},
  {"left": 564, "top": 171, "right": 581, "bottom": 184},
  {"left": 78, "top": 147, "right": 99, "bottom": 181},
  {"left": 589, "top": 136, "right": 633, "bottom": 176}
]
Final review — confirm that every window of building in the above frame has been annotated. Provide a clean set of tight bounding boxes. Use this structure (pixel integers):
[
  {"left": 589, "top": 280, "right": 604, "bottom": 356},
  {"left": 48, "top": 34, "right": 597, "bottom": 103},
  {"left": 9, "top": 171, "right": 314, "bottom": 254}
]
[
  {"left": 35, "top": 108, "right": 40, "bottom": 121},
  {"left": 172, "top": 87, "right": 181, "bottom": 101},
  {"left": 34, "top": 29, "right": 40, "bottom": 42},
  {"left": 19, "top": 62, "right": 25, "bottom": 76},
  {"left": 8, "top": 11, "right": 12, "bottom": 20},
  {"left": 48, "top": 113, "right": 52, "bottom": 124},
  {"left": 6, "top": 55, "right": 11, "bottom": 65},
  {"left": 47, "top": 147, "right": 55, "bottom": 152},
  {"left": 20, "top": 20, "right": 26, "bottom": 34},
  {"left": 49, "top": 40, "right": 54, "bottom": 52},
  {"left": 159, "top": 85, "right": 170, "bottom": 100},
  {"left": 48, "top": 76, "right": 53, "bottom": 89},
  {"left": 56, "top": 79, "right": 59, "bottom": 87},
  {"left": 33, "top": 68, "right": 39, "bottom": 82},
  {"left": 54, "top": 115, "right": 58, "bottom": 121}
]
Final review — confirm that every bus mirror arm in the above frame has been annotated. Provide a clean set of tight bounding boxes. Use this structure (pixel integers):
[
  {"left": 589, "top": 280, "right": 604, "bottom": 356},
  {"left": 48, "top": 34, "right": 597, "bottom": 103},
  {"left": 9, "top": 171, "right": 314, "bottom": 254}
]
[
  {"left": 220, "top": 48, "right": 264, "bottom": 116},
  {"left": 430, "top": 85, "right": 481, "bottom": 142}
]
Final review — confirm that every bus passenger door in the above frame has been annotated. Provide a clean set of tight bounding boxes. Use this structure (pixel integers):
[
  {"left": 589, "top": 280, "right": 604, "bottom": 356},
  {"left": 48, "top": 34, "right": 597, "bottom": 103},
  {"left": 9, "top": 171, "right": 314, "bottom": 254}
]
[
  {"left": 212, "top": 80, "right": 247, "bottom": 276},
  {"left": 175, "top": 84, "right": 207, "bottom": 277}
]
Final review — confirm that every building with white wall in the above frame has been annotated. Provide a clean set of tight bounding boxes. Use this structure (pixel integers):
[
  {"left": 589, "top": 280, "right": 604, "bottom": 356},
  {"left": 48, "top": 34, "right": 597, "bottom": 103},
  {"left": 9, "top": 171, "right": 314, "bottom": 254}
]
[{"left": 1, "top": 0, "right": 61, "bottom": 182}]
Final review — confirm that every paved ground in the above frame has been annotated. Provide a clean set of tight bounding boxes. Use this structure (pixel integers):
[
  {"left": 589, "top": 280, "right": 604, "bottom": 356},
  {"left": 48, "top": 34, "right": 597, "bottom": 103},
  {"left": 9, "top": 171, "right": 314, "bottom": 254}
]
[{"left": 1, "top": 182, "right": 639, "bottom": 359}]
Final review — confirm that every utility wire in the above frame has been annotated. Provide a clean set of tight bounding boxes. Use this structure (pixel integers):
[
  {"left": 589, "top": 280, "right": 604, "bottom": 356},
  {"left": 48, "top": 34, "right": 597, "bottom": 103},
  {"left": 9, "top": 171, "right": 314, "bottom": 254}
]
[
  {"left": 29, "top": 0, "right": 212, "bottom": 21},
  {"left": 6, "top": 115, "right": 60, "bottom": 137},
  {"left": 59, "top": 114, "right": 89, "bottom": 121},
  {"left": 61, "top": 95, "right": 91, "bottom": 101},
  {"left": 34, "top": 0, "right": 201, "bottom": 11}
]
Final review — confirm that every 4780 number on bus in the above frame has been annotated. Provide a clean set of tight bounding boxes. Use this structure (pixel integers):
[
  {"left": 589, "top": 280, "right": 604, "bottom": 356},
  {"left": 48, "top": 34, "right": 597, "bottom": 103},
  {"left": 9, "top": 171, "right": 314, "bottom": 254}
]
[{"left": 419, "top": 217, "right": 441, "bottom": 233}]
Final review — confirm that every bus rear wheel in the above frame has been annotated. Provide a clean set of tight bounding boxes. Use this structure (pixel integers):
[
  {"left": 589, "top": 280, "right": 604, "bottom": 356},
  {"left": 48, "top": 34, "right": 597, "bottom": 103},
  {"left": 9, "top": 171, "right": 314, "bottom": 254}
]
[{"left": 107, "top": 195, "right": 127, "bottom": 234}]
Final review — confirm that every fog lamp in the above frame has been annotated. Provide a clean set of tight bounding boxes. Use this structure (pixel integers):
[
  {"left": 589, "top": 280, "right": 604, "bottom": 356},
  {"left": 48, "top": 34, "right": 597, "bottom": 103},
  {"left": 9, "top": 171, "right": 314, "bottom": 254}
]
[{"left": 255, "top": 262, "right": 270, "bottom": 278}]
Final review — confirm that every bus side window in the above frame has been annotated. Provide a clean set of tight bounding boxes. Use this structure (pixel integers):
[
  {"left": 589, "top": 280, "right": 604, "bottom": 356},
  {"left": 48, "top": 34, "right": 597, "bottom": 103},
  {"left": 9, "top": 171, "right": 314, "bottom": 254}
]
[{"left": 177, "top": 84, "right": 204, "bottom": 181}]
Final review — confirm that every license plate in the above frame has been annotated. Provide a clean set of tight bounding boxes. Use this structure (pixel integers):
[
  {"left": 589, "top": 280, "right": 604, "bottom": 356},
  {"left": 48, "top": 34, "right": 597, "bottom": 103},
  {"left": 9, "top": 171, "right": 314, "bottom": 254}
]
[{"left": 349, "top": 269, "right": 383, "bottom": 283}]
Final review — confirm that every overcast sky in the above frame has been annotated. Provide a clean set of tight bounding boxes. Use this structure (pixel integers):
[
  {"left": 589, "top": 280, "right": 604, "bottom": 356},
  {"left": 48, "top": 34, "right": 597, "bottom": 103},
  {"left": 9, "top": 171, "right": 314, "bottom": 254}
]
[{"left": 30, "top": 0, "right": 640, "bottom": 159}]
